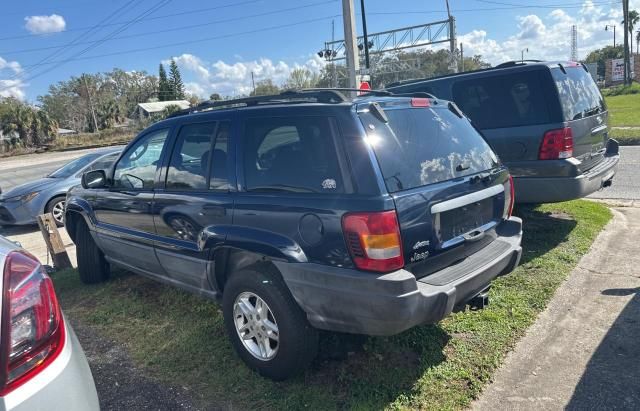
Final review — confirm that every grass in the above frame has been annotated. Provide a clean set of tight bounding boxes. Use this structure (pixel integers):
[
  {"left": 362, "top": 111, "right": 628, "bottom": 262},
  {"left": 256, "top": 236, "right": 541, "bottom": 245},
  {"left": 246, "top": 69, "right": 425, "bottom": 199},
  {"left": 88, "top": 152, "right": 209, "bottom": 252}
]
[
  {"left": 601, "top": 82, "right": 640, "bottom": 97},
  {"left": 0, "top": 128, "right": 135, "bottom": 158},
  {"left": 53, "top": 200, "right": 611, "bottom": 410},
  {"left": 50, "top": 129, "right": 134, "bottom": 150},
  {"left": 604, "top": 89, "right": 640, "bottom": 145}
]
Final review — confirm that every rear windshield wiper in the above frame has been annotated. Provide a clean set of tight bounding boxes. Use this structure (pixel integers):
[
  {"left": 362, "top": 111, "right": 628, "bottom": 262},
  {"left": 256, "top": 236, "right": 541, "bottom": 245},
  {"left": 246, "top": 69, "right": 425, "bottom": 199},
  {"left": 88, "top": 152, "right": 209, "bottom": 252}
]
[
  {"left": 247, "top": 184, "right": 318, "bottom": 193},
  {"left": 584, "top": 106, "right": 601, "bottom": 117}
]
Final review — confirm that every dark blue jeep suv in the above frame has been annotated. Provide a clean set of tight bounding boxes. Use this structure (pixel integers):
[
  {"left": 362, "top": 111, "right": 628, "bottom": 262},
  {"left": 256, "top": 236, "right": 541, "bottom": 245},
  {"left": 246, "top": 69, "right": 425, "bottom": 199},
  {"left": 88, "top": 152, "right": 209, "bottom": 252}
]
[{"left": 65, "top": 90, "right": 523, "bottom": 380}]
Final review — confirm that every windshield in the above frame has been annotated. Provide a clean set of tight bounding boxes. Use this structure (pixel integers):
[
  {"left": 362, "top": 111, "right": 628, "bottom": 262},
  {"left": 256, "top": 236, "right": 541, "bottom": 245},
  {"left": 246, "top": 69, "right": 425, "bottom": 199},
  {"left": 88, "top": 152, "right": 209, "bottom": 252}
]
[
  {"left": 48, "top": 153, "right": 102, "bottom": 178},
  {"left": 551, "top": 66, "right": 605, "bottom": 121},
  {"left": 359, "top": 104, "right": 499, "bottom": 193}
]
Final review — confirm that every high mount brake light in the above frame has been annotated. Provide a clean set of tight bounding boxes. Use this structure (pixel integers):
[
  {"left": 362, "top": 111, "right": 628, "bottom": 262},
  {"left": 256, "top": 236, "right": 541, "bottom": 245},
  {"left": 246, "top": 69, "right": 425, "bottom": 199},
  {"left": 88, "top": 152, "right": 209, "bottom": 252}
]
[
  {"left": 0, "top": 251, "right": 65, "bottom": 396},
  {"left": 411, "top": 98, "right": 430, "bottom": 107},
  {"left": 342, "top": 210, "right": 404, "bottom": 273}
]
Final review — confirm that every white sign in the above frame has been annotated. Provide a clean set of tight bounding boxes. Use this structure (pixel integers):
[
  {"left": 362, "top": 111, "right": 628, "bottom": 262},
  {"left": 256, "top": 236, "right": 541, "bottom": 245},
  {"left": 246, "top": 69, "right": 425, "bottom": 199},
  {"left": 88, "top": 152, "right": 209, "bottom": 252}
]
[{"left": 612, "top": 58, "right": 625, "bottom": 82}]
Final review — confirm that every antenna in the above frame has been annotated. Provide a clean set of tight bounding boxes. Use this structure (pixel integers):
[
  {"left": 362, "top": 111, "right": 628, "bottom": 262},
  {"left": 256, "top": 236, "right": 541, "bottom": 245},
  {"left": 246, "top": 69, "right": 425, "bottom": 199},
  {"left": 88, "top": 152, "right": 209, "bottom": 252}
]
[{"left": 570, "top": 25, "right": 578, "bottom": 61}]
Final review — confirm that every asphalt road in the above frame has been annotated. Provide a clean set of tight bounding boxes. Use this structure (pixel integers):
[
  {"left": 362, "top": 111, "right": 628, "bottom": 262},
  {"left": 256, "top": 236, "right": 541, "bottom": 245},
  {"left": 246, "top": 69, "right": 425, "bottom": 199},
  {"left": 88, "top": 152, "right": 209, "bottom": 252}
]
[
  {"left": 589, "top": 146, "right": 640, "bottom": 200},
  {"left": 1, "top": 146, "right": 638, "bottom": 199},
  {"left": 0, "top": 148, "right": 103, "bottom": 193}
]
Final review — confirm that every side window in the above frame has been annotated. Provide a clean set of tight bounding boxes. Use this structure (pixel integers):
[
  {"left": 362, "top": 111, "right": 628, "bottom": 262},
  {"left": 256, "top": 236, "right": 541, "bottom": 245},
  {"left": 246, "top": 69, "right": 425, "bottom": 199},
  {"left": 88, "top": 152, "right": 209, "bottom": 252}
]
[
  {"left": 113, "top": 129, "right": 168, "bottom": 190},
  {"left": 166, "top": 123, "right": 216, "bottom": 190},
  {"left": 243, "top": 117, "right": 343, "bottom": 193},
  {"left": 452, "top": 71, "right": 550, "bottom": 129},
  {"left": 87, "top": 153, "right": 119, "bottom": 172},
  {"left": 209, "top": 121, "right": 231, "bottom": 190}
]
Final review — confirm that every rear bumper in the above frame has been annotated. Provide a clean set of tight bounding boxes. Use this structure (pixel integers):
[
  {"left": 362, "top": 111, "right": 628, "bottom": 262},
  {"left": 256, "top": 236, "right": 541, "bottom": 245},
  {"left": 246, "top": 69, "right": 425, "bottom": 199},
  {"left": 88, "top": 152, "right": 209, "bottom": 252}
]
[
  {"left": 0, "top": 320, "right": 100, "bottom": 411},
  {"left": 514, "top": 153, "right": 619, "bottom": 203},
  {"left": 275, "top": 217, "right": 522, "bottom": 336}
]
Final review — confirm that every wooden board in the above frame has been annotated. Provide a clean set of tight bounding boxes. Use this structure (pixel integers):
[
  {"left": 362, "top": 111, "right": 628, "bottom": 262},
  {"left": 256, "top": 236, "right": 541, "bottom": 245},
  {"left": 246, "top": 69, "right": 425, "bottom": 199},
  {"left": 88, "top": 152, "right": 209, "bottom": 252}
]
[{"left": 36, "top": 213, "right": 72, "bottom": 270}]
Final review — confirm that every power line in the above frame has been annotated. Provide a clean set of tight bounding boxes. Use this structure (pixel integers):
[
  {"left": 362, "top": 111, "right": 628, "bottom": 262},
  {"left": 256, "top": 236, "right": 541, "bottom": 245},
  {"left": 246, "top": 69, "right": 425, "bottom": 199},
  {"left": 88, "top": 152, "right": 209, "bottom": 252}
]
[
  {"left": 4, "top": 0, "right": 139, "bottom": 83},
  {"left": 368, "top": 1, "right": 618, "bottom": 16},
  {"left": 0, "top": 0, "right": 266, "bottom": 42},
  {"left": 0, "top": 0, "right": 339, "bottom": 56},
  {"left": 0, "top": 1, "right": 173, "bottom": 93},
  {"left": 15, "top": 15, "right": 342, "bottom": 71}
]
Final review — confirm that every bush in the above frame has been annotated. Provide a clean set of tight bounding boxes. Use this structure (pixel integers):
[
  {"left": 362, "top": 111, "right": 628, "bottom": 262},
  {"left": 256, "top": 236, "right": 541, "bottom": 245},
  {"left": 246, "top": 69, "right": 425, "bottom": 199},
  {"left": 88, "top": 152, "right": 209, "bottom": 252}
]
[{"left": 602, "top": 82, "right": 640, "bottom": 96}]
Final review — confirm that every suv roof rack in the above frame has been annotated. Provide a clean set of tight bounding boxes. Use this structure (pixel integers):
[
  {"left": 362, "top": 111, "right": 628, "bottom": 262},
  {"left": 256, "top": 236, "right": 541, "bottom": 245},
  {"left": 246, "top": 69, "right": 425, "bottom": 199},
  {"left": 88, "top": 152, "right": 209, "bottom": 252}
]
[
  {"left": 494, "top": 59, "right": 543, "bottom": 68},
  {"left": 168, "top": 88, "right": 393, "bottom": 118}
]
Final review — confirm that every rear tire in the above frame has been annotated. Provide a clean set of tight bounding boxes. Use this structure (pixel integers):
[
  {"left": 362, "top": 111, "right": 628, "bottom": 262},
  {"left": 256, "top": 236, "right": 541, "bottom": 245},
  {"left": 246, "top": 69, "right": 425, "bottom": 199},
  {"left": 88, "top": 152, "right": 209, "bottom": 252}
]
[
  {"left": 46, "top": 197, "right": 66, "bottom": 227},
  {"left": 222, "top": 265, "right": 318, "bottom": 380},
  {"left": 76, "top": 221, "right": 110, "bottom": 284}
]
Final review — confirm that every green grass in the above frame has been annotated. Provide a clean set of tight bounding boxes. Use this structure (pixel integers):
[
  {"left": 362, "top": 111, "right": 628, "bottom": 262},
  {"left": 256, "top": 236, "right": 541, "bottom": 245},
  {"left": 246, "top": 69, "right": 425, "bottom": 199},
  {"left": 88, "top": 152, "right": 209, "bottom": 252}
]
[
  {"left": 601, "top": 82, "right": 640, "bottom": 97},
  {"left": 53, "top": 200, "right": 611, "bottom": 410},
  {"left": 604, "top": 91, "right": 640, "bottom": 145}
]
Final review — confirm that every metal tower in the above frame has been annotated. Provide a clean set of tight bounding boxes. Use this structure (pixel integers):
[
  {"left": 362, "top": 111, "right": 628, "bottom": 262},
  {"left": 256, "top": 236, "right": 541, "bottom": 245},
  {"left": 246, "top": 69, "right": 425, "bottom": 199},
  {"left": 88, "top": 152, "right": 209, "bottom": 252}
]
[{"left": 570, "top": 25, "right": 578, "bottom": 61}]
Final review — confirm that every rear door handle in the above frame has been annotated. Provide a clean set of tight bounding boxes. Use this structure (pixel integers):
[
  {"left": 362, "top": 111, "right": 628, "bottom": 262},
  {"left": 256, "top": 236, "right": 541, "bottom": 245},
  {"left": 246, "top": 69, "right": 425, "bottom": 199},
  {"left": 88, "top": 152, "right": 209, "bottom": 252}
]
[{"left": 463, "top": 229, "right": 485, "bottom": 242}]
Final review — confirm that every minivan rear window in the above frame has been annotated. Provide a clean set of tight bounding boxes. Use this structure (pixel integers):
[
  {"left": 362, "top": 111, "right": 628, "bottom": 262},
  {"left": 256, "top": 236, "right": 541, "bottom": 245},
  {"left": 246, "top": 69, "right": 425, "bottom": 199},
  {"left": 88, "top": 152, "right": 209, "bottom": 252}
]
[
  {"left": 451, "top": 70, "right": 551, "bottom": 129},
  {"left": 551, "top": 66, "right": 605, "bottom": 121},
  {"left": 359, "top": 104, "right": 499, "bottom": 193}
]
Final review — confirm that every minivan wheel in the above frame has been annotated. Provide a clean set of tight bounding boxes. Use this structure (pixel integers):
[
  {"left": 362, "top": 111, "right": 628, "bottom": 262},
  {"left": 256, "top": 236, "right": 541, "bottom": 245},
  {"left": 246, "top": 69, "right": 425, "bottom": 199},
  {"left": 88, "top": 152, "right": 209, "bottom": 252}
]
[
  {"left": 222, "top": 266, "right": 318, "bottom": 380},
  {"left": 76, "top": 222, "right": 110, "bottom": 284}
]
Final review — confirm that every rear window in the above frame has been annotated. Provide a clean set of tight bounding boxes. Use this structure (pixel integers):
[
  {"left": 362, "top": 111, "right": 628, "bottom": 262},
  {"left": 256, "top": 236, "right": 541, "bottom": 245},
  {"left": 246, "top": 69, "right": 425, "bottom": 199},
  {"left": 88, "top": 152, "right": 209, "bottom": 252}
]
[
  {"left": 451, "top": 70, "right": 551, "bottom": 129},
  {"left": 359, "top": 104, "right": 499, "bottom": 193},
  {"left": 551, "top": 66, "right": 605, "bottom": 121}
]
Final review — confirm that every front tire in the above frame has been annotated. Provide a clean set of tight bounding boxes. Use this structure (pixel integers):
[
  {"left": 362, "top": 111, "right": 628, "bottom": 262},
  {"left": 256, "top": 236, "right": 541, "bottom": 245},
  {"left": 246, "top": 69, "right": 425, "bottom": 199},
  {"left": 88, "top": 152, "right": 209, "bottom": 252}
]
[
  {"left": 76, "top": 222, "right": 110, "bottom": 284},
  {"left": 46, "top": 197, "right": 66, "bottom": 227},
  {"left": 222, "top": 265, "right": 318, "bottom": 380}
]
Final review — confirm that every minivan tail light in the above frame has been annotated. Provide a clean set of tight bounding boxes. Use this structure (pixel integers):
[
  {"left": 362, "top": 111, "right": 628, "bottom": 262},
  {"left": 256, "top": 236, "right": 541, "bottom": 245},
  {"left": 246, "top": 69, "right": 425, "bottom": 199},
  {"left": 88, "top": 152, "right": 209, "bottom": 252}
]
[
  {"left": 0, "top": 251, "right": 65, "bottom": 396},
  {"left": 503, "top": 175, "right": 515, "bottom": 218},
  {"left": 539, "top": 127, "right": 573, "bottom": 160},
  {"left": 342, "top": 211, "right": 404, "bottom": 273}
]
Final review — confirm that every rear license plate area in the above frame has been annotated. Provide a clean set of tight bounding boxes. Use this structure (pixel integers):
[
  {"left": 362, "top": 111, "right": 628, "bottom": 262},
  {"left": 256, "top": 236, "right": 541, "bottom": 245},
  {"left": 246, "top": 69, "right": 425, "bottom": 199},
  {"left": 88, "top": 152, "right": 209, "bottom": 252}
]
[{"left": 438, "top": 198, "right": 494, "bottom": 242}]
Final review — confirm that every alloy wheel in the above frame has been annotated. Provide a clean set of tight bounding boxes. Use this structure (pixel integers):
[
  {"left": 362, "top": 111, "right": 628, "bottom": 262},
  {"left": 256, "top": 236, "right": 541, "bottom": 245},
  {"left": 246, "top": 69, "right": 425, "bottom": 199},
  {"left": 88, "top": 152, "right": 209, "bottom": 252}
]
[
  {"left": 233, "top": 291, "right": 279, "bottom": 361},
  {"left": 52, "top": 200, "right": 65, "bottom": 224}
]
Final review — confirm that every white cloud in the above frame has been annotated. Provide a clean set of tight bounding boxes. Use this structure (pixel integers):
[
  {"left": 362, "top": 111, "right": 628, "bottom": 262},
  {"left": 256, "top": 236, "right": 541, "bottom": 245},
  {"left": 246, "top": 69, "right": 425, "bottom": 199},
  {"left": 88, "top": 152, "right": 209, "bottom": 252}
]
[
  {"left": 24, "top": 14, "right": 66, "bottom": 34},
  {"left": 459, "top": 0, "right": 640, "bottom": 64},
  {"left": 0, "top": 56, "right": 25, "bottom": 99},
  {"left": 164, "top": 53, "right": 326, "bottom": 98}
]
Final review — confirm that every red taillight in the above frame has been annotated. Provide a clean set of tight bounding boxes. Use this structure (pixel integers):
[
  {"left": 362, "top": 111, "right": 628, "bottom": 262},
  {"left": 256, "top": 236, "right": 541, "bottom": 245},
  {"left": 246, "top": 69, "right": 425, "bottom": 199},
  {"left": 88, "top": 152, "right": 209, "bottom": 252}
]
[
  {"left": 342, "top": 210, "right": 404, "bottom": 273},
  {"left": 539, "top": 127, "right": 573, "bottom": 160},
  {"left": 411, "top": 97, "right": 430, "bottom": 107},
  {"left": 0, "top": 251, "right": 65, "bottom": 396},
  {"left": 504, "top": 175, "right": 515, "bottom": 218}
]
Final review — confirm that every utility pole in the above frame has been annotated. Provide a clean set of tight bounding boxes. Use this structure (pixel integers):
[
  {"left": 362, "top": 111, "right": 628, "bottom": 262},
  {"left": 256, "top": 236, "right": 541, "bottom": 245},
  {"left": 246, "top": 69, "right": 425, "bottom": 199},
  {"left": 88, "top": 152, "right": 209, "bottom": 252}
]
[
  {"left": 623, "top": 0, "right": 631, "bottom": 84},
  {"left": 342, "top": 0, "right": 359, "bottom": 89},
  {"left": 251, "top": 71, "right": 256, "bottom": 95},
  {"left": 82, "top": 74, "right": 98, "bottom": 133},
  {"left": 460, "top": 42, "right": 464, "bottom": 72},
  {"left": 332, "top": 19, "right": 337, "bottom": 87},
  {"left": 605, "top": 25, "right": 616, "bottom": 48},
  {"left": 360, "top": 0, "right": 370, "bottom": 70},
  {"left": 521, "top": 48, "right": 528, "bottom": 63},
  {"left": 445, "top": 0, "right": 458, "bottom": 73}
]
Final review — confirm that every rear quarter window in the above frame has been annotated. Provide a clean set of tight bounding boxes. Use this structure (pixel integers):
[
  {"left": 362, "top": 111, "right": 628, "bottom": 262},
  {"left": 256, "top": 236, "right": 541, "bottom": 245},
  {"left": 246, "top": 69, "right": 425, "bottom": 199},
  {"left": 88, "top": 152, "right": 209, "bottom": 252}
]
[
  {"left": 451, "top": 70, "right": 551, "bottom": 129},
  {"left": 551, "top": 66, "right": 605, "bottom": 120},
  {"left": 359, "top": 104, "right": 499, "bottom": 193}
]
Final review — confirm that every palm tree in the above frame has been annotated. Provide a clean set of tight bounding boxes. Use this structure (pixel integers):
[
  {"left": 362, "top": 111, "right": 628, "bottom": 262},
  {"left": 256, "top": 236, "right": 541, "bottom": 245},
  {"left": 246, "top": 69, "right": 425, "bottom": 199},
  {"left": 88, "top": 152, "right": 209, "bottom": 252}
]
[
  {"left": 622, "top": 10, "right": 640, "bottom": 57},
  {"left": 636, "top": 30, "right": 640, "bottom": 54},
  {"left": 97, "top": 100, "right": 121, "bottom": 130},
  {"left": 37, "top": 110, "right": 58, "bottom": 143}
]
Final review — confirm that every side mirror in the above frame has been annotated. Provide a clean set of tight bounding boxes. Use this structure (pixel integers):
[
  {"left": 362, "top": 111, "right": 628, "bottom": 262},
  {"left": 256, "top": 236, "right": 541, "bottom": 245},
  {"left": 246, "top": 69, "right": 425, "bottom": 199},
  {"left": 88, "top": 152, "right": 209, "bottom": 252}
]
[{"left": 81, "top": 170, "right": 109, "bottom": 189}]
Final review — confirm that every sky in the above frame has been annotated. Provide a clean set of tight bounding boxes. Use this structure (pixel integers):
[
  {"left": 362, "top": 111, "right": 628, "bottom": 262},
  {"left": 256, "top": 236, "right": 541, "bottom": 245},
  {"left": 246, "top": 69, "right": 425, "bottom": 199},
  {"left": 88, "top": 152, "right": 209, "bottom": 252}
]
[{"left": 0, "top": 0, "right": 638, "bottom": 102}]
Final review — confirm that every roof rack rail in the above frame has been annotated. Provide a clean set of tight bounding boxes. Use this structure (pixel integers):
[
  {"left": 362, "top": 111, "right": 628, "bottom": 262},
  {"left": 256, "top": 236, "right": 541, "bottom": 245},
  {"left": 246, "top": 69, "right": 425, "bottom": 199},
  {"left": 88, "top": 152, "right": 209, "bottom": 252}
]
[
  {"left": 389, "top": 91, "right": 437, "bottom": 99},
  {"left": 495, "top": 59, "right": 543, "bottom": 68},
  {"left": 167, "top": 88, "right": 394, "bottom": 118}
]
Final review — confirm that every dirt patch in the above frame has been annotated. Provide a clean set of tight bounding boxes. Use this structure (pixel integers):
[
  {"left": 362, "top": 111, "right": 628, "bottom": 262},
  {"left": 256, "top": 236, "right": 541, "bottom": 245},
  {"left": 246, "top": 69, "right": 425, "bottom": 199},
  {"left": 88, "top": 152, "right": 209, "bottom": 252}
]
[{"left": 68, "top": 317, "right": 201, "bottom": 411}]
